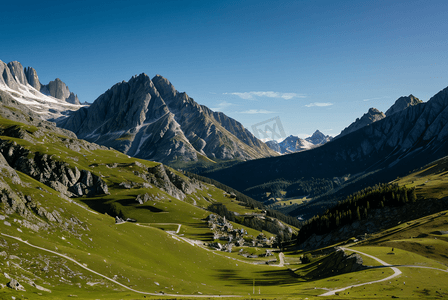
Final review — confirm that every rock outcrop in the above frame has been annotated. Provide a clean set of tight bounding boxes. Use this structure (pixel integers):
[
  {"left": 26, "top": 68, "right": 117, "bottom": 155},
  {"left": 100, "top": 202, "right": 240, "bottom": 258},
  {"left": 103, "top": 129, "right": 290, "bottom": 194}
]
[
  {"left": 0, "top": 132, "right": 108, "bottom": 198},
  {"left": 306, "top": 249, "right": 365, "bottom": 279},
  {"left": 7, "top": 278, "right": 26, "bottom": 291}
]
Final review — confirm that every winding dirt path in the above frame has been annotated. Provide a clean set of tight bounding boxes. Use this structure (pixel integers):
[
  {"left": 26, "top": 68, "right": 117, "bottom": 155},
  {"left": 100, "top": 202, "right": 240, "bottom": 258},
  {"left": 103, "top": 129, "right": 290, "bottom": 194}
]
[
  {"left": 319, "top": 247, "right": 448, "bottom": 296},
  {"left": 1, "top": 233, "right": 240, "bottom": 298}
]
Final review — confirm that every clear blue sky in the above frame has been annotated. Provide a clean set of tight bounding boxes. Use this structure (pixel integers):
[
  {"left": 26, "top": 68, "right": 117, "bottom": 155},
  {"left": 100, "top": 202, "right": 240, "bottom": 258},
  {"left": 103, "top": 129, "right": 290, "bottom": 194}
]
[{"left": 2, "top": 0, "right": 447, "bottom": 139}]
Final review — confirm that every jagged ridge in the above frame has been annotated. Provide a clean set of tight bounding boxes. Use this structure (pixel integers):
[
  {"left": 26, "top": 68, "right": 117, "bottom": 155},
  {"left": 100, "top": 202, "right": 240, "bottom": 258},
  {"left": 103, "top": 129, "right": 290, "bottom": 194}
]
[{"left": 58, "top": 73, "right": 277, "bottom": 164}]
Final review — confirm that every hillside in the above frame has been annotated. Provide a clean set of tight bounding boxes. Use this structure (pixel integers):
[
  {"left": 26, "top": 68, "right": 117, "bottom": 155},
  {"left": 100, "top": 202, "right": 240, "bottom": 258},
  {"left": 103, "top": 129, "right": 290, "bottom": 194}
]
[{"left": 0, "top": 115, "right": 305, "bottom": 298}]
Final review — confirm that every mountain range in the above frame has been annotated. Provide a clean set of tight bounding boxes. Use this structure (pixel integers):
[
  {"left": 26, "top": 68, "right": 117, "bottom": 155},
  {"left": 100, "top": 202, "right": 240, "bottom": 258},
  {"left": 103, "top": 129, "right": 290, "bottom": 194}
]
[
  {"left": 202, "top": 88, "right": 448, "bottom": 217},
  {"left": 266, "top": 130, "right": 333, "bottom": 154},
  {"left": 0, "top": 60, "right": 277, "bottom": 166},
  {"left": 336, "top": 95, "right": 423, "bottom": 139},
  {"left": 0, "top": 60, "right": 82, "bottom": 121}
]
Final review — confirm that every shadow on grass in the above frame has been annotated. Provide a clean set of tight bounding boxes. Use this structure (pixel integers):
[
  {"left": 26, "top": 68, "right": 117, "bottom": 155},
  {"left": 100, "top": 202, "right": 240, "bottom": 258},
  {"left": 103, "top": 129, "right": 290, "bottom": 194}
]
[
  {"left": 186, "top": 232, "right": 214, "bottom": 241},
  {"left": 185, "top": 222, "right": 209, "bottom": 228},
  {"left": 214, "top": 269, "right": 302, "bottom": 286},
  {"left": 80, "top": 196, "right": 165, "bottom": 218}
]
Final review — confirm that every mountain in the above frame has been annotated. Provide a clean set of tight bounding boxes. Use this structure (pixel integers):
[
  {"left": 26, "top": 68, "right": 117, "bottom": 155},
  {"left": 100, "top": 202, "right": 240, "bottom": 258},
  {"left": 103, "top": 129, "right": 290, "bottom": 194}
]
[
  {"left": 305, "top": 130, "right": 333, "bottom": 145},
  {"left": 40, "top": 78, "right": 80, "bottom": 105},
  {"left": 0, "top": 60, "right": 82, "bottom": 120},
  {"left": 202, "top": 86, "right": 448, "bottom": 215},
  {"left": 385, "top": 94, "right": 423, "bottom": 116},
  {"left": 336, "top": 95, "right": 423, "bottom": 139},
  {"left": 337, "top": 108, "right": 386, "bottom": 138},
  {"left": 57, "top": 73, "right": 277, "bottom": 165},
  {"left": 278, "top": 135, "right": 316, "bottom": 153},
  {"left": 265, "top": 130, "right": 332, "bottom": 154}
]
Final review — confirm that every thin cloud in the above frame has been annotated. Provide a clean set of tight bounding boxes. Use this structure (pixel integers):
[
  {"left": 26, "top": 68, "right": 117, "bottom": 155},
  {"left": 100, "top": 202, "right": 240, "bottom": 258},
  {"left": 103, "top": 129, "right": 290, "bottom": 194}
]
[
  {"left": 305, "top": 102, "right": 333, "bottom": 107},
  {"left": 225, "top": 91, "right": 306, "bottom": 100},
  {"left": 363, "top": 96, "right": 390, "bottom": 102},
  {"left": 238, "top": 109, "right": 276, "bottom": 114},
  {"left": 211, "top": 101, "right": 235, "bottom": 112}
]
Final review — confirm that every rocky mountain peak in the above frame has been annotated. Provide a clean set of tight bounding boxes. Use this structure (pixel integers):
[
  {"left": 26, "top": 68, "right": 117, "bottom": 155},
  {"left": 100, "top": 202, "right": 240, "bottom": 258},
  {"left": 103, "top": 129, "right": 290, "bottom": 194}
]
[
  {"left": 7, "top": 61, "right": 27, "bottom": 85},
  {"left": 0, "top": 60, "right": 81, "bottom": 106},
  {"left": 385, "top": 94, "right": 423, "bottom": 116},
  {"left": 152, "top": 75, "right": 177, "bottom": 99},
  {"left": 41, "top": 78, "right": 80, "bottom": 105},
  {"left": 24, "top": 66, "right": 41, "bottom": 90},
  {"left": 58, "top": 73, "right": 277, "bottom": 164},
  {"left": 305, "top": 130, "right": 333, "bottom": 145},
  {"left": 337, "top": 107, "right": 386, "bottom": 138}
]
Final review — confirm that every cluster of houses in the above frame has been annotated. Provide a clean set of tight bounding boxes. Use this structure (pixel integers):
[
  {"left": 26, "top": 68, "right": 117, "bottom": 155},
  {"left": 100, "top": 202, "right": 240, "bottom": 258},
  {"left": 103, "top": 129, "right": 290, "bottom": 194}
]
[{"left": 206, "top": 214, "right": 275, "bottom": 256}]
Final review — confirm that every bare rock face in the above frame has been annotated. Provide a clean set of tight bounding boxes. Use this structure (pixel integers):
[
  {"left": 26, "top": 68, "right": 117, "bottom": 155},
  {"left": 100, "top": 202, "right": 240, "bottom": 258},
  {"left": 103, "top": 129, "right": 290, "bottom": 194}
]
[
  {"left": 0, "top": 152, "right": 21, "bottom": 185},
  {"left": 58, "top": 73, "right": 277, "bottom": 164},
  {"left": 337, "top": 108, "right": 386, "bottom": 138},
  {"left": 24, "top": 66, "right": 41, "bottom": 90},
  {"left": 337, "top": 95, "right": 423, "bottom": 139},
  {"left": 41, "top": 78, "right": 80, "bottom": 105},
  {"left": 7, "top": 61, "right": 27, "bottom": 85},
  {"left": 385, "top": 94, "right": 423, "bottom": 116},
  {"left": 0, "top": 139, "right": 108, "bottom": 198},
  {"left": 0, "top": 60, "right": 20, "bottom": 91},
  {"left": 0, "top": 59, "right": 81, "bottom": 107}
]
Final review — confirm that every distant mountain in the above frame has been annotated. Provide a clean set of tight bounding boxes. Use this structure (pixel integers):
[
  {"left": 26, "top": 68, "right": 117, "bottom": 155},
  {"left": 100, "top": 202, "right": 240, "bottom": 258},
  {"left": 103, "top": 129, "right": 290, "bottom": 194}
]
[
  {"left": 58, "top": 73, "right": 277, "bottom": 164},
  {"left": 0, "top": 60, "right": 82, "bottom": 120},
  {"left": 336, "top": 95, "right": 422, "bottom": 139},
  {"left": 266, "top": 130, "right": 332, "bottom": 154},
  {"left": 202, "top": 86, "right": 448, "bottom": 218},
  {"left": 305, "top": 130, "right": 333, "bottom": 145},
  {"left": 265, "top": 140, "right": 281, "bottom": 153}
]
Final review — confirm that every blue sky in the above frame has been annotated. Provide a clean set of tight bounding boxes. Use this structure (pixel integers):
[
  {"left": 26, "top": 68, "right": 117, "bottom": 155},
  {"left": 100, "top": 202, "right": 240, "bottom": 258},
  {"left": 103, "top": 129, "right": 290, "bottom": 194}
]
[{"left": 1, "top": 0, "right": 447, "bottom": 139}]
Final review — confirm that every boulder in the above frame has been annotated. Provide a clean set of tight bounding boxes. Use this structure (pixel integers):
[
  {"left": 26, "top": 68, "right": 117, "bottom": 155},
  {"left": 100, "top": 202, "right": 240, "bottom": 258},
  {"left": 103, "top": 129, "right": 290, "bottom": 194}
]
[{"left": 7, "top": 278, "right": 26, "bottom": 291}]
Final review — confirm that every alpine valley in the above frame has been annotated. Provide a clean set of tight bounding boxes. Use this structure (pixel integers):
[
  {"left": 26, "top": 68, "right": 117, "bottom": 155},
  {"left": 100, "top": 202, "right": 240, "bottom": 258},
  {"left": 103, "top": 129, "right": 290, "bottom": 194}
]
[{"left": 1, "top": 60, "right": 448, "bottom": 300}]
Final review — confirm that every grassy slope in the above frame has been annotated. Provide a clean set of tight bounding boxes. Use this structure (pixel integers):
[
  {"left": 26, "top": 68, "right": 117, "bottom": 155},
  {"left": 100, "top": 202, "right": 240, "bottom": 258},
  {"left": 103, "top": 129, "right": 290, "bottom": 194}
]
[
  {"left": 2, "top": 117, "right": 448, "bottom": 299},
  {"left": 0, "top": 118, "right": 303, "bottom": 299}
]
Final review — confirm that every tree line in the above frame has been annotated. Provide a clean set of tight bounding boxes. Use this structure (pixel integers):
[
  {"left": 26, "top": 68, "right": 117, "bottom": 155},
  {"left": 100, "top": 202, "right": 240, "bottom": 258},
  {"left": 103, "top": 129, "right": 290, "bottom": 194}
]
[
  {"left": 297, "top": 183, "right": 417, "bottom": 243},
  {"left": 246, "top": 177, "right": 335, "bottom": 200}
]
